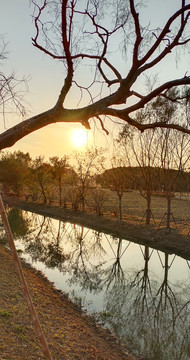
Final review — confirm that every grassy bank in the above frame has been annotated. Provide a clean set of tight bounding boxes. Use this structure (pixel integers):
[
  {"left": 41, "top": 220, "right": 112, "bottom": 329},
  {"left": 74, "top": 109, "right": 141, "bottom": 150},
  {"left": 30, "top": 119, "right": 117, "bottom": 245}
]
[{"left": 3, "top": 194, "right": 190, "bottom": 260}]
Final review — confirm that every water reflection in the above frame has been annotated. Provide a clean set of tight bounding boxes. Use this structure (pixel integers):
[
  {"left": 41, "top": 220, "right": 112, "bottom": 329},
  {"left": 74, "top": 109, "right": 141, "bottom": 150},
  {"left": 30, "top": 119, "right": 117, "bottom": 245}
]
[
  {"left": 7, "top": 207, "right": 30, "bottom": 237},
  {"left": 4, "top": 207, "right": 190, "bottom": 360},
  {"left": 103, "top": 248, "right": 190, "bottom": 360}
]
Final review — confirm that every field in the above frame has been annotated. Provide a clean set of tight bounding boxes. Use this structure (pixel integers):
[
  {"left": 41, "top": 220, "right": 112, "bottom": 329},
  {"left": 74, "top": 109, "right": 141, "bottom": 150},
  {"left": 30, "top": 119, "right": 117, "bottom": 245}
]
[{"left": 85, "top": 189, "right": 190, "bottom": 235}]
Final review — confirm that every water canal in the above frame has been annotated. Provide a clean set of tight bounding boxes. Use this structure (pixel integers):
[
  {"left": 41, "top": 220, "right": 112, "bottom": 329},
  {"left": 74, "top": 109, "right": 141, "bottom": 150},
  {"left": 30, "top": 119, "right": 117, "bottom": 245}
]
[{"left": 3, "top": 207, "right": 190, "bottom": 360}]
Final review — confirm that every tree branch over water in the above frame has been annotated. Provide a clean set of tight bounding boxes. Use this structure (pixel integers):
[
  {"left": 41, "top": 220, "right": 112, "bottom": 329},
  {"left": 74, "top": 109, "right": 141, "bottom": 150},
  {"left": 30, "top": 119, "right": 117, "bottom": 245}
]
[{"left": 0, "top": 0, "right": 190, "bottom": 150}]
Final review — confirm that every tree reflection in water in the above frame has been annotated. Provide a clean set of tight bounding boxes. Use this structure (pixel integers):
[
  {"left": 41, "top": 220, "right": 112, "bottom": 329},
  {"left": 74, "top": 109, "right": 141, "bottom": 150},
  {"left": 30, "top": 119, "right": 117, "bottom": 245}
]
[
  {"left": 150, "top": 252, "right": 190, "bottom": 360},
  {"left": 7, "top": 207, "right": 31, "bottom": 237},
  {"left": 66, "top": 225, "right": 107, "bottom": 293},
  {"left": 13, "top": 213, "right": 69, "bottom": 271},
  {"left": 101, "top": 248, "right": 190, "bottom": 360},
  {"left": 7, "top": 208, "right": 190, "bottom": 360},
  {"left": 100, "top": 237, "right": 129, "bottom": 290}
]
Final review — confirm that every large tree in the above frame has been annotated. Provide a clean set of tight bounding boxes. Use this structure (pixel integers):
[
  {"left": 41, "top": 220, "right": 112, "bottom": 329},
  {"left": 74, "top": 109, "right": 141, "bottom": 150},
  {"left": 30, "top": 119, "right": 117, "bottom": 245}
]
[
  {"left": 0, "top": 151, "right": 31, "bottom": 196},
  {"left": 0, "top": 0, "right": 190, "bottom": 150},
  {"left": 72, "top": 148, "right": 104, "bottom": 211},
  {"left": 49, "top": 155, "right": 69, "bottom": 206},
  {"left": 101, "top": 156, "right": 129, "bottom": 220},
  {"left": 157, "top": 128, "right": 190, "bottom": 229},
  {"left": 30, "top": 156, "right": 53, "bottom": 203},
  {"left": 118, "top": 124, "right": 160, "bottom": 224}
]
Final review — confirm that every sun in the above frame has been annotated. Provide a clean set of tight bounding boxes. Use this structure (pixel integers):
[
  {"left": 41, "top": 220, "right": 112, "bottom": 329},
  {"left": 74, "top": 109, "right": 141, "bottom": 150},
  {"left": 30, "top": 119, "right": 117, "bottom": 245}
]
[{"left": 72, "top": 129, "right": 88, "bottom": 148}]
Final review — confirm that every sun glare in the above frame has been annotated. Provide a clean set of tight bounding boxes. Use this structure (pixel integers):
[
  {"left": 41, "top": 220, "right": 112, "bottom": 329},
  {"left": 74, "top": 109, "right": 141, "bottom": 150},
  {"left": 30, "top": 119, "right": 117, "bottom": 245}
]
[{"left": 72, "top": 129, "right": 88, "bottom": 148}]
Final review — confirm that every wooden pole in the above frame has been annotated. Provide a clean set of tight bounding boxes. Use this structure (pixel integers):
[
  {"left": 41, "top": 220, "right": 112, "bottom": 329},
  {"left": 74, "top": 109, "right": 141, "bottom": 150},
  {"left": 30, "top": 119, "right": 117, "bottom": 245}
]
[{"left": 0, "top": 194, "right": 53, "bottom": 360}]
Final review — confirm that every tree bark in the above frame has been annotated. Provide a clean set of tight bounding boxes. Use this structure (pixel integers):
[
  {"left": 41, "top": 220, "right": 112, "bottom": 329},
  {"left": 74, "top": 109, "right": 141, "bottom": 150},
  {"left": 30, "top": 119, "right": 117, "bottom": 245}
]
[
  {"left": 59, "top": 179, "right": 62, "bottom": 206},
  {"left": 119, "top": 195, "right": 122, "bottom": 220},
  {"left": 146, "top": 194, "right": 152, "bottom": 225},
  {"left": 166, "top": 196, "right": 172, "bottom": 229}
]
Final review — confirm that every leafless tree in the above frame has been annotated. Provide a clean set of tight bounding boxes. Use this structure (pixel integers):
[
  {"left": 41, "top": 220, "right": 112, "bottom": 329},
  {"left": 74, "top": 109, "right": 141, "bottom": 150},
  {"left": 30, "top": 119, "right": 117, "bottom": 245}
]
[
  {"left": 0, "top": 37, "right": 28, "bottom": 127},
  {"left": 30, "top": 156, "right": 53, "bottom": 203},
  {"left": 88, "top": 188, "right": 108, "bottom": 216},
  {"left": 118, "top": 124, "right": 159, "bottom": 224},
  {"left": 118, "top": 87, "right": 190, "bottom": 225},
  {"left": 49, "top": 155, "right": 69, "bottom": 206},
  {"left": 72, "top": 147, "right": 104, "bottom": 211},
  {"left": 0, "top": 1, "right": 190, "bottom": 150},
  {"left": 101, "top": 156, "right": 129, "bottom": 220},
  {"left": 157, "top": 128, "right": 190, "bottom": 229}
]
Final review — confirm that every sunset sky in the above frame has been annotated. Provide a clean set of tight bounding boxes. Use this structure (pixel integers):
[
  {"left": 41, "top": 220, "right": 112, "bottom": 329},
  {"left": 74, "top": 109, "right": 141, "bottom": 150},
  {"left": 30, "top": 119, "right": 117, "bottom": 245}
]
[{"left": 0, "top": 1, "right": 189, "bottom": 159}]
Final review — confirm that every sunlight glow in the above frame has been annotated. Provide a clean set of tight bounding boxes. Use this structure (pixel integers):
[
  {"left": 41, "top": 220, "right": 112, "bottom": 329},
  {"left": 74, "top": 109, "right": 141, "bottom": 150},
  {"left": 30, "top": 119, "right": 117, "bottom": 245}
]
[{"left": 72, "top": 129, "right": 88, "bottom": 148}]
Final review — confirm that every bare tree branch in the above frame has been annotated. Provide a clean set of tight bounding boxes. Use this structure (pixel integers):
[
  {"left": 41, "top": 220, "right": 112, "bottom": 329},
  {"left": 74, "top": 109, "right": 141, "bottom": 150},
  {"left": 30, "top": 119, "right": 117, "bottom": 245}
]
[
  {"left": 0, "top": 1, "right": 190, "bottom": 150},
  {"left": 0, "top": 38, "right": 29, "bottom": 128}
]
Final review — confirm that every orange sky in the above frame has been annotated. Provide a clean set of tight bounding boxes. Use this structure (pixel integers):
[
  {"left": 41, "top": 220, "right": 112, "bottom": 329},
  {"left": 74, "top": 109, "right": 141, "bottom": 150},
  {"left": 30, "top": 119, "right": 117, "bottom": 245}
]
[{"left": 0, "top": 1, "right": 189, "bottom": 159}]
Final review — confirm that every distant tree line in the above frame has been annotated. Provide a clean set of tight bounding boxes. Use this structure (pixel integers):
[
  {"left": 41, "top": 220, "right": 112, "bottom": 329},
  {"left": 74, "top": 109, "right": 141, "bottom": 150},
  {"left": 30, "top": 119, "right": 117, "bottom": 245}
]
[
  {"left": 0, "top": 127, "right": 190, "bottom": 229},
  {"left": 0, "top": 148, "right": 105, "bottom": 213}
]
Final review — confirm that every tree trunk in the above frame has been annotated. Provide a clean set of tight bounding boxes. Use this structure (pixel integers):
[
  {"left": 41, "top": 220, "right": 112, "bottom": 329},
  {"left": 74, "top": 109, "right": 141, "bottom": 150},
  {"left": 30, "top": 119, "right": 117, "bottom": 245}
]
[
  {"left": 146, "top": 194, "right": 151, "bottom": 224},
  {"left": 56, "top": 220, "right": 61, "bottom": 246},
  {"left": 59, "top": 179, "right": 62, "bottom": 206},
  {"left": 116, "top": 239, "right": 122, "bottom": 259},
  {"left": 81, "top": 195, "right": 85, "bottom": 211},
  {"left": 41, "top": 187, "right": 47, "bottom": 203},
  {"left": 144, "top": 246, "right": 149, "bottom": 280},
  {"left": 166, "top": 196, "right": 171, "bottom": 229},
  {"left": 119, "top": 195, "right": 122, "bottom": 220},
  {"left": 164, "top": 253, "right": 169, "bottom": 296}
]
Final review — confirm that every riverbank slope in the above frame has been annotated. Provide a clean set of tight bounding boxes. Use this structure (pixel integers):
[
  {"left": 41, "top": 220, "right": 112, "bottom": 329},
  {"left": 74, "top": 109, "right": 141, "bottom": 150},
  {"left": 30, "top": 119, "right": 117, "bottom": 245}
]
[{"left": 3, "top": 195, "right": 190, "bottom": 260}]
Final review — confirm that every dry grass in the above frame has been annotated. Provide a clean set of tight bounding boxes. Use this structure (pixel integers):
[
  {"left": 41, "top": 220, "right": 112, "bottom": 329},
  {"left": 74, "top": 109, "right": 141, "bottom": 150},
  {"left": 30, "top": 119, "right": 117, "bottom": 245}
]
[{"left": 88, "top": 190, "right": 190, "bottom": 234}]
